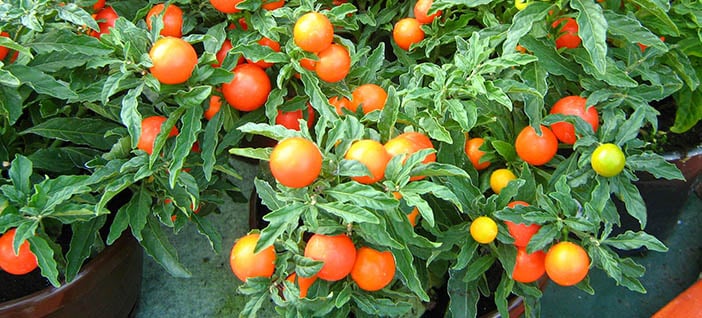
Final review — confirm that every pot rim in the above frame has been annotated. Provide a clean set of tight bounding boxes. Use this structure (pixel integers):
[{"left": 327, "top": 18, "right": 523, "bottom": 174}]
[
  {"left": 660, "top": 144, "right": 702, "bottom": 162},
  {"left": 0, "top": 233, "right": 135, "bottom": 309}
]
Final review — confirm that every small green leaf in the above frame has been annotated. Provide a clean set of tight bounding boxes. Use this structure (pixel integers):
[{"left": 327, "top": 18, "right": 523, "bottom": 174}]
[
  {"left": 572, "top": 0, "right": 609, "bottom": 74},
  {"left": 28, "top": 235, "right": 61, "bottom": 287},
  {"left": 139, "top": 215, "right": 191, "bottom": 278},
  {"left": 602, "top": 230, "right": 667, "bottom": 252},
  {"left": 22, "top": 118, "right": 122, "bottom": 150},
  {"left": 7, "top": 65, "right": 78, "bottom": 99},
  {"left": 318, "top": 201, "right": 380, "bottom": 224},
  {"left": 325, "top": 183, "right": 396, "bottom": 210},
  {"left": 65, "top": 216, "right": 106, "bottom": 282},
  {"left": 229, "top": 147, "right": 272, "bottom": 161}
]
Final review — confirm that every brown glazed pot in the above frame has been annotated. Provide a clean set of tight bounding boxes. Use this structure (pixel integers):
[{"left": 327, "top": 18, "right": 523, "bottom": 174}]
[{"left": 0, "top": 234, "right": 143, "bottom": 318}]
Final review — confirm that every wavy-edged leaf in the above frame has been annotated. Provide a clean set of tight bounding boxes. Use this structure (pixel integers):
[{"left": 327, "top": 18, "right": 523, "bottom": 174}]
[
  {"left": 139, "top": 215, "right": 191, "bottom": 278},
  {"left": 572, "top": 0, "right": 609, "bottom": 74}
]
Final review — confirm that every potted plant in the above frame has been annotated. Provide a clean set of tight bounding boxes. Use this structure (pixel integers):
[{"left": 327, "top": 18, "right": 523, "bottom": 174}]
[
  {"left": 0, "top": 0, "right": 246, "bottom": 315},
  {"left": 226, "top": 0, "right": 693, "bottom": 317}
]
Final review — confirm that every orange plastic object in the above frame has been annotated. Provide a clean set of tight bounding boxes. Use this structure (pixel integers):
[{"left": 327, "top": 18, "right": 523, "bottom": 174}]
[{"left": 652, "top": 279, "right": 702, "bottom": 318}]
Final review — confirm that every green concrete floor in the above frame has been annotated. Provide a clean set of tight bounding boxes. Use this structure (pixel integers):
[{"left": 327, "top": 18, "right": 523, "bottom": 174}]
[{"left": 134, "top": 159, "right": 702, "bottom": 317}]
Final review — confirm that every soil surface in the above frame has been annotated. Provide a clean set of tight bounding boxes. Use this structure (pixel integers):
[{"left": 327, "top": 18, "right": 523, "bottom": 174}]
[{"left": 647, "top": 97, "right": 702, "bottom": 155}]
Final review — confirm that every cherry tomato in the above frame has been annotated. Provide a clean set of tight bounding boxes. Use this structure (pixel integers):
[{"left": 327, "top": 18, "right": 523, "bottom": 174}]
[
  {"left": 149, "top": 37, "right": 198, "bottom": 85},
  {"left": 262, "top": 0, "right": 285, "bottom": 10},
  {"left": 315, "top": 43, "right": 351, "bottom": 83},
  {"left": 470, "top": 216, "right": 498, "bottom": 244},
  {"left": 210, "top": 0, "right": 243, "bottom": 14},
  {"left": 464, "top": 137, "right": 491, "bottom": 170},
  {"left": 414, "top": 0, "right": 442, "bottom": 24},
  {"left": 146, "top": 3, "right": 183, "bottom": 37},
  {"left": 513, "top": 248, "right": 546, "bottom": 283},
  {"left": 552, "top": 17, "right": 581, "bottom": 49},
  {"left": 393, "top": 18, "right": 424, "bottom": 51},
  {"left": 515, "top": 125, "right": 558, "bottom": 166},
  {"left": 549, "top": 96, "right": 599, "bottom": 145},
  {"left": 270, "top": 137, "right": 322, "bottom": 188},
  {"left": 545, "top": 241, "right": 590, "bottom": 286},
  {"left": 293, "top": 12, "right": 334, "bottom": 53},
  {"left": 350, "top": 84, "right": 387, "bottom": 114},
  {"left": 222, "top": 64, "right": 271, "bottom": 111},
  {"left": 276, "top": 104, "right": 315, "bottom": 130},
  {"left": 0, "top": 32, "right": 10, "bottom": 61},
  {"left": 590, "top": 143, "right": 626, "bottom": 177},
  {"left": 0, "top": 229, "right": 38, "bottom": 275},
  {"left": 90, "top": 6, "right": 119, "bottom": 38}
]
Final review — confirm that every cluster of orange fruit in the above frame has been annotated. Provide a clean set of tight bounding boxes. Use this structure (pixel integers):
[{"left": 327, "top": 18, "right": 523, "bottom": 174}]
[{"left": 230, "top": 232, "right": 396, "bottom": 297}]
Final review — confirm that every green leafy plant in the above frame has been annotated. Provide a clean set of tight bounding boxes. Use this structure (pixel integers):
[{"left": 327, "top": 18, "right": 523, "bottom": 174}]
[{"left": 0, "top": 0, "right": 245, "bottom": 287}]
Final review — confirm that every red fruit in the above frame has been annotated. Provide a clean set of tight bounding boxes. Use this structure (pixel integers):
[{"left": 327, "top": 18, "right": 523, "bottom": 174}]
[
  {"left": 222, "top": 64, "right": 271, "bottom": 111},
  {"left": 551, "top": 17, "right": 581, "bottom": 49},
  {"left": 549, "top": 96, "right": 599, "bottom": 144},
  {"left": 276, "top": 104, "right": 315, "bottom": 130},
  {"left": 90, "top": 7, "right": 119, "bottom": 38},
  {"left": 137, "top": 116, "right": 179, "bottom": 155},
  {"left": 0, "top": 229, "right": 38, "bottom": 275},
  {"left": 304, "top": 234, "right": 357, "bottom": 282}
]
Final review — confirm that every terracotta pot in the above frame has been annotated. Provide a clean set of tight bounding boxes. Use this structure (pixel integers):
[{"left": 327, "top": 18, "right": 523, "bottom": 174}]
[{"left": 0, "top": 234, "right": 143, "bottom": 318}]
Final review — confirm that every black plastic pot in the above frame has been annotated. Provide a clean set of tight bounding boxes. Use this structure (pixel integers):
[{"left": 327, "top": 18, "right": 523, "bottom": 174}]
[
  {"left": 614, "top": 145, "right": 702, "bottom": 246},
  {"left": 0, "top": 234, "right": 143, "bottom": 318}
]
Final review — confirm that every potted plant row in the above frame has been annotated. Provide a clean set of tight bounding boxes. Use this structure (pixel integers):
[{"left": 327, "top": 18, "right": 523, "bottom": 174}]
[
  {"left": 0, "top": 0, "right": 247, "bottom": 315},
  {"left": 0, "top": 0, "right": 699, "bottom": 317}
]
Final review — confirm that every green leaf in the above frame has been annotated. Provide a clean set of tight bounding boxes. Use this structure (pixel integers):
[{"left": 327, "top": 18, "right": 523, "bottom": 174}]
[
  {"left": 629, "top": 0, "right": 679, "bottom": 36},
  {"left": 29, "top": 147, "right": 102, "bottom": 174},
  {"left": 452, "top": 239, "right": 478, "bottom": 271},
  {"left": 626, "top": 153, "right": 684, "bottom": 180},
  {"left": 671, "top": 88, "right": 702, "bottom": 133},
  {"left": 56, "top": 5, "right": 100, "bottom": 33},
  {"left": 139, "top": 215, "right": 191, "bottom": 278},
  {"left": 9, "top": 155, "right": 32, "bottom": 195},
  {"left": 256, "top": 202, "right": 307, "bottom": 253},
  {"left": 462, "top": 254, "right": 495, "bottom": 282},
  {"left": 22, "top": 118, "right": 122, "bottom": 150},
  {"left": 324, "top": 183, "right": 396, "bottom": 210},
  {"left": 318, "top": 201, "right": 380, "bottom": 224},
  {"left": 392, "top": 246, "right": 429, "bottom": 301},
  {"left": 602, "top": 230, "right": 667, "bottom": 252},
  {"left": 603, "top": 11, "right": 667, "bottom": 52},
  {"left": 0, "top": 69, "right": 20, "bottom": 87},
  {"left": 7, "top": 65, "right": 77, "bottom": 100},
  {"left": 30, "top": 30, "right": 112, "bottom": 57},
  {"left": 107, "top": 202, "right": 130, "bottom": 245},
  {"left": 448, "top": 268, "right": 479, "bottom": 318},
  {"left": 121, "top": 84, "right": 144, "bottom": 149},
  {"left": 28, "top": 235, "right": 61, "bottom": 287},
  {"left": 124, "top": 186, "right": 152, "bottom": 242},
  {"left": 502, "top": 2, "right": 553, "bottom": 54},
  {"left": 168, "top": 106, "right": 203, "bottom": 188},
  {"left": 526, "top": 223, "right": 560, "bottom": 254},
  {"left": 65, "top": 216, "right": 106, "bottom": 282},
  {"left": 664, "top": 49, "right": 700, "bottom": 91},
  {"left": 191, "top": 213, "right": 222, "bottom": 254},
  {"left": 201, "top": 110, "right": 223, "bottom": 181},
  {"left": 520, "top": 36, "right": 579, "bottom": 81},
  {"left": 612, "top": 177, "right": 647, "bottom": 229},
  {"left": 229, "top": 147, "right": 272, "bottom": 161},
  {"left": 237, "top": 122, "right": 299, "bottom": 141},
  {"left": 572, "top": 0, "right": 609, "bottom": 74}
]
